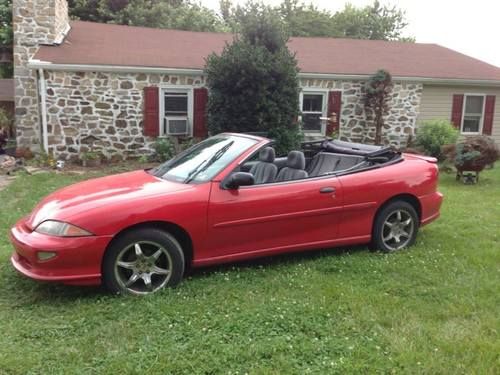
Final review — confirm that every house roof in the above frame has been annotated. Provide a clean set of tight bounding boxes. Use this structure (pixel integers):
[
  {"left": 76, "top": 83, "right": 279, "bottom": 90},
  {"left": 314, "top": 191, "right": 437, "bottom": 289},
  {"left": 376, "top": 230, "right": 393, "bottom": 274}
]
[
  {"left": 33, "top": 21, "right": 500, "bottom": 83},
  {"left": 0, "top": 79, "right": 14, "bottom": 101}
]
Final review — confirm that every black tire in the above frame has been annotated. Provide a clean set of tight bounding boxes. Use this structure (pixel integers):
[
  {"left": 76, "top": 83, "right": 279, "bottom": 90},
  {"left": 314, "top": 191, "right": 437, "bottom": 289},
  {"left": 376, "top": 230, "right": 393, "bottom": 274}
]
[
  {"left": 372, "top": 201, "right": 419, "bottom": 253},
  {"left": 102, "top": 228, "right": 185, "bottom": 295}
]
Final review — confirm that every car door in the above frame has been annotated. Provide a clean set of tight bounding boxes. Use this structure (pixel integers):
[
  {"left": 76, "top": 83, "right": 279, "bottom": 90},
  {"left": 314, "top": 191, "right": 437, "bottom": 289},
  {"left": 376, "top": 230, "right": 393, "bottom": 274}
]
[{"left": 204, "top": 176, "right": 343, "bottom": 260}]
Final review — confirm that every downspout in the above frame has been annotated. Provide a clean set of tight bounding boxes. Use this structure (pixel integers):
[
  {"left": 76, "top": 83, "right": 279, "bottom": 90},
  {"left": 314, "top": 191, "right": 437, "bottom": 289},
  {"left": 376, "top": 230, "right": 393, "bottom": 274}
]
[{"left": 38, "top": 68, "right": 49, "bottom": 152}]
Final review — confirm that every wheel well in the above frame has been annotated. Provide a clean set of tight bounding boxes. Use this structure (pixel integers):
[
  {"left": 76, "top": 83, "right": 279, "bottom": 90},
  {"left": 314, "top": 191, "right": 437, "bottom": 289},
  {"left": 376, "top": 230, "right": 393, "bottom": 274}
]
[
  {"left": 375, "top": 194, "right": 422, "bottom": 223},
  {"left": 104, "top": 221, "right": 194, "bottom": 270}
]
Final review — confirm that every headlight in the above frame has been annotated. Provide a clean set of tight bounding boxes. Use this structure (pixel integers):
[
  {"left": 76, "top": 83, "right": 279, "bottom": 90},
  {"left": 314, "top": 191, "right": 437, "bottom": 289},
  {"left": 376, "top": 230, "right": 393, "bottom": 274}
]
[{"left": 35, "top": 220, "right": 93, "bottom": 237}]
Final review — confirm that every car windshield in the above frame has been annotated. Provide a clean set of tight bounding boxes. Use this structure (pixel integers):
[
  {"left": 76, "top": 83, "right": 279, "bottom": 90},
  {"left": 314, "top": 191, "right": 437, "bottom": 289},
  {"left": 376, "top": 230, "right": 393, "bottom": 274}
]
[{"left": 150, "top": 135, "right": 258, "bottom": 183}]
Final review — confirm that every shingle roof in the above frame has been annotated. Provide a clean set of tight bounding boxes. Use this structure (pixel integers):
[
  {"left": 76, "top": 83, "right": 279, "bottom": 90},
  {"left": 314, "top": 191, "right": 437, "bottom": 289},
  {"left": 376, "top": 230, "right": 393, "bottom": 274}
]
[
  {"left": 33, "top": 21, "right": 500, "bottom": 82},
  {"left": 0, "top": 79, "right": 14, "bottom": 101}
]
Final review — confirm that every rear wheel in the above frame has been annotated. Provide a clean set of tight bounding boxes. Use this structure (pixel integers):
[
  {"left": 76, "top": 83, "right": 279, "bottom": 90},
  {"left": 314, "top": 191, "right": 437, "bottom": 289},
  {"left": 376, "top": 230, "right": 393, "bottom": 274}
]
[
  {"left": 102, "top": 228, "right": 185, "bottom": 295},
  {"left": 372, "top": 201, "right": 419, "bottom": 252}
]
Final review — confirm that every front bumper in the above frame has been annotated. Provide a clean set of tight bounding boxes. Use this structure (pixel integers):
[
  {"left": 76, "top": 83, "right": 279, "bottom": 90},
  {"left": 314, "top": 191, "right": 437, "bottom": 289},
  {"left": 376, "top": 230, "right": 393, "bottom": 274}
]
[{"left": 9, "top": 218, "right": 113, "bottom": 286}]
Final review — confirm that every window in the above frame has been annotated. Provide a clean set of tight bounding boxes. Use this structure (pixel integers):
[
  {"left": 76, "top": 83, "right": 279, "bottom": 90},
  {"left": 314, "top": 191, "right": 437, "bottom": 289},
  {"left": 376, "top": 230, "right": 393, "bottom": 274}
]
[
  {"left": 461, "top": 94, "right": 485, "bottom": 134},
  {"left": 300, "top": 91, "right": 327, "bottom": 134},
  {"left": 161, "top": 88, "right": 193, "bottom": 136}
]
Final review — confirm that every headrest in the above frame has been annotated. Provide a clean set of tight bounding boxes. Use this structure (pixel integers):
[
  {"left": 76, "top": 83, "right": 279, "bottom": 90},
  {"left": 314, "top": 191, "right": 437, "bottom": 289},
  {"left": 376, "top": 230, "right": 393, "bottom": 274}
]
[
  {"left": 287, "top": 151, "right": 306, "bottom": 170},
  {"left": 259, "top": 147, "right": 275, "bottom": 163}
]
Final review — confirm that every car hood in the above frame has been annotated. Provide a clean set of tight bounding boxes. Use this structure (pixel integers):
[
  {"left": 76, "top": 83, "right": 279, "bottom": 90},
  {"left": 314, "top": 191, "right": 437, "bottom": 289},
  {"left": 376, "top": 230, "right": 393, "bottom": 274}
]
[{"left": 27, "top": 170, "right": 191, "bottom": 230}]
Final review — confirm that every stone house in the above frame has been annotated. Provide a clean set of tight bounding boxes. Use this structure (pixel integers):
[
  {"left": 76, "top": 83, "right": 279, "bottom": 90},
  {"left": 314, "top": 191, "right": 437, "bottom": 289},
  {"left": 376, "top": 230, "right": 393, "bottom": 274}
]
[{"left": 13, "top": 0, "right": 500, "bottom": 160}]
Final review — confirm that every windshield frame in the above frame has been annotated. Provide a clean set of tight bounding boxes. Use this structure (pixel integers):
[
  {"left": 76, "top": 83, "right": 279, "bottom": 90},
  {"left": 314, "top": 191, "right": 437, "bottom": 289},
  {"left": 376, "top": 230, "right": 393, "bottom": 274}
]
[{"left": 150, "top": 133, "right": 266, "bottom": 184}]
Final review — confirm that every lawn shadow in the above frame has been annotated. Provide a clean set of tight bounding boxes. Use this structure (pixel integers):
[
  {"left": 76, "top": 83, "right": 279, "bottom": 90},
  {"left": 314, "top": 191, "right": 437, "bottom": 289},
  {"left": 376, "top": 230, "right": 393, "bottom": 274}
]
[{"left": 187, "top": 244, "right": 370, "bottom": 280}]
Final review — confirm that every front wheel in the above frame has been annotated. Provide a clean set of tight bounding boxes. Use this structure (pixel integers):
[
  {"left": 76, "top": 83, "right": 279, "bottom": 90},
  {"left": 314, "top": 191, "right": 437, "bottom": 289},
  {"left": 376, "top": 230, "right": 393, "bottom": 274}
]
[
  {"left": 372, "top": 201, "right": 419, "bottom": 252},
  {"left": 102, "top": 228, "right": 185, "bottom": 295}
]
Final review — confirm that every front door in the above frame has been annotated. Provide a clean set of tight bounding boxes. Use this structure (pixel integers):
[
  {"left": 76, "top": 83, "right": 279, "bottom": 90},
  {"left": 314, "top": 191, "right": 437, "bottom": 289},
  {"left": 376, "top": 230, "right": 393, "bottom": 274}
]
[{"left": 204, "top": 177, "right": 343, "bottom": 261}]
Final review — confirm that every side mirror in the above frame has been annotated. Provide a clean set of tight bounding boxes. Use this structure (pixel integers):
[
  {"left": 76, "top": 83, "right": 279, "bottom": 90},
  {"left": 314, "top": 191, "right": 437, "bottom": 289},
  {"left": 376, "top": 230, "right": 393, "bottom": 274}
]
[{"left": 225, "top": 172, "right": 255, "bottom": 189}]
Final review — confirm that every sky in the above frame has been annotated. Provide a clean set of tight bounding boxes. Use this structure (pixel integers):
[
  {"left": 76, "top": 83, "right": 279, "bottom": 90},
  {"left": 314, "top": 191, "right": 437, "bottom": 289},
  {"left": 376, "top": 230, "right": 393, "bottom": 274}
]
[{"left": 201, "top": 0, "right": 500, "bottom": 68}]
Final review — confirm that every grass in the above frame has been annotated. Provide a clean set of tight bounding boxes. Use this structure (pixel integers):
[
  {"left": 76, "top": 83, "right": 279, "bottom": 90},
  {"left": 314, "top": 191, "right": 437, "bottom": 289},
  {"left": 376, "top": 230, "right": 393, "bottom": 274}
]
[{"left": 0, "top": 167, "right": 499, "bottom": 374}]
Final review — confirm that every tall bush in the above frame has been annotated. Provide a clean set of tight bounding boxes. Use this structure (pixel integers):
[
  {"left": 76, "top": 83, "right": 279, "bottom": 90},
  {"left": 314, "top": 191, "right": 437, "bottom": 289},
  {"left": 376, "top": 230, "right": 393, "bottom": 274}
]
[
  {"left": 415, "top": 119, "right": 459, "bottom": 159},
  {"left": 205, "top": 4, "right": 301, "bottom": 155}
]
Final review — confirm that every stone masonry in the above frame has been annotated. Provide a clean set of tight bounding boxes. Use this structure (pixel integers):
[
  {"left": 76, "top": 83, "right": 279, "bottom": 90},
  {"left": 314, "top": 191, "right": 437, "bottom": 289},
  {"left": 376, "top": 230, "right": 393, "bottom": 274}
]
[
  {"left": 44, "top": 71, "right": 206, "bottom": 160},
  {"left": 13, "top": 0, "right": 69, "bottom": 148},
  {"left": 300, "top": 78, "right": 423, "bottom": 147}
]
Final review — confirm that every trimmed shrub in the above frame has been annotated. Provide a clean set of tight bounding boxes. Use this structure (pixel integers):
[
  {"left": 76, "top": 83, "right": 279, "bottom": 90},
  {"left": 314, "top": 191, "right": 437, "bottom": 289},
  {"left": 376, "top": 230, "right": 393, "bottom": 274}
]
[
  {"left": 152, "top": 138, "right": 175, "bottom": 162},
  {"left": 415, "top": 120, "right": 459, "bottom": 159},
  {"left": 205, "top": 5, "right": 301, "bottom": 154}
]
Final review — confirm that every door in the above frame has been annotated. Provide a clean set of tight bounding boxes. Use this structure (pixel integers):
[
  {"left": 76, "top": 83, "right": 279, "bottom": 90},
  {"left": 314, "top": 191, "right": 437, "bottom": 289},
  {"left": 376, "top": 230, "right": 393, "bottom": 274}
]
[{"left": 205, "top": 177, "right": 343, "bottom": 259}]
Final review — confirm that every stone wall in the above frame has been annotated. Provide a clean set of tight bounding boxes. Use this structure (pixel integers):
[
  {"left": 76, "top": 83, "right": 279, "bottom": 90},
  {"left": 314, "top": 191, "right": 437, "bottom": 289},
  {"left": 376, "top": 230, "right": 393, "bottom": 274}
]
[
  {"left": 13, "top": 0, "right": 69, "bottom": 148},
  {"left": 43, "top": 71, "right": 206, "bottom": 160},
  {"left": 40, "top": 73, "right": 421, "bottom": 159},
  {"left": 300, "top": 78, "right": 422, "bottom": 147}
]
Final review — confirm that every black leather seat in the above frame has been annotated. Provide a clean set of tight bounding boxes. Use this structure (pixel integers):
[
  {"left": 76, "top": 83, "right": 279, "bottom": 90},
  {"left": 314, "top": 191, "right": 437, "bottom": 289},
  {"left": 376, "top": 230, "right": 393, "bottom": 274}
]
[
  {"left": 307, "top": 152, "right": 365, "bottom": 177},
  {"left": 275, "top": 151, "right": 308, "bottom": 182},
  {"left": 249, "top": 147, "right": 278, "bottom": 184}
]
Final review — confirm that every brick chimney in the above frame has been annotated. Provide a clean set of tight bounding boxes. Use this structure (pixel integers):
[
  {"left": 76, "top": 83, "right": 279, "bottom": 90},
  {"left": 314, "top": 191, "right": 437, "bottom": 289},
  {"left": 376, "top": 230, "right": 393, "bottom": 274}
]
[{"left": 13, "top": 0, "right": 70, "bottom": 149}]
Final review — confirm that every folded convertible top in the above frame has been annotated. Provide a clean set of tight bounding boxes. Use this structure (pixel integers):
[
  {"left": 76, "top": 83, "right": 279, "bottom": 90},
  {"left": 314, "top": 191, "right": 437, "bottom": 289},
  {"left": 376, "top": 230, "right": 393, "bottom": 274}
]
[{"left": 320, "top": 140, "right": 392, "bottom": 157}]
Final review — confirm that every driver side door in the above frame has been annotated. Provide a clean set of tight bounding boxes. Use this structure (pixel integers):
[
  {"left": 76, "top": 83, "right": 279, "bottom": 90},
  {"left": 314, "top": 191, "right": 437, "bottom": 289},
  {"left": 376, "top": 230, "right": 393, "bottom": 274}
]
[{"left": 204, "top": 176, "right": 343, "bottom": 262}]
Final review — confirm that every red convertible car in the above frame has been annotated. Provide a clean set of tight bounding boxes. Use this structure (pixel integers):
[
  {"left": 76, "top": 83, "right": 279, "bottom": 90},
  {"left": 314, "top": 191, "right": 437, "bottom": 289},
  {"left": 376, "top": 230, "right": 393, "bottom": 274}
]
[{"left": 10, "top": 133, "right": 443, "bottom": 295}]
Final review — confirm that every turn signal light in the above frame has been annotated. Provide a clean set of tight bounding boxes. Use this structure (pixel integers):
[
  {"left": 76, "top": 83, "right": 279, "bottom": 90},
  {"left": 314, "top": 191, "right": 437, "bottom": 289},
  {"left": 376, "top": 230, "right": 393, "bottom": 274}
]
[{"left": 37, "top": 251, "right": 57, "bottom": 261}]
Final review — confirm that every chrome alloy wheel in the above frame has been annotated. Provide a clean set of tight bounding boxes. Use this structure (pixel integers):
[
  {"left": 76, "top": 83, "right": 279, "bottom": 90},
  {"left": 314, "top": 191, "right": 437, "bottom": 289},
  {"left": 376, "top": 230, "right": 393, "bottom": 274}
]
[
  {"left": 114, "top": 241, "right": 172, "bottom": 295},
  {"left": 382, "top": 209, "right": 415, "bottom": 251}
]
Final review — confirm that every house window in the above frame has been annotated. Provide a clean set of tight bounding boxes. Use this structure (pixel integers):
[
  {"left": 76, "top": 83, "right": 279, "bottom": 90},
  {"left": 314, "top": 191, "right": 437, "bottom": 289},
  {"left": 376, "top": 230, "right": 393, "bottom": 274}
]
[
  {"left": 300, "top": 91, "right": 327, "bottom": 134},
  {"left": 161, "top": 88, "right": 193, "bottom": 136},
  {"left": 461, "top": 94, "right": 485, "bottom": 134}
]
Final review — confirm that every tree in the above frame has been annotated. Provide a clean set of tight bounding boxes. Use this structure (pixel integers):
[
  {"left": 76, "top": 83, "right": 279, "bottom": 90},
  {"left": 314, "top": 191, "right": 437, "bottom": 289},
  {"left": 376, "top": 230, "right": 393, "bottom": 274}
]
[
  {"left": 205, "top": 4, "right": 301, "bottom": 155},
  {"left": 68, "top": 0, "right": 226, "bottom": 32},
  {"left": 0, "top": 0, "right": 13, "bottom": 78},
  {"left": 223, "top": 0, "right": 413, "bottom": 41},
  {"left": 332, "top": 1, "right": 412, "bottom": 41},
  {"left": 364, "top": 69, "right": 393, "bottom": 145}
]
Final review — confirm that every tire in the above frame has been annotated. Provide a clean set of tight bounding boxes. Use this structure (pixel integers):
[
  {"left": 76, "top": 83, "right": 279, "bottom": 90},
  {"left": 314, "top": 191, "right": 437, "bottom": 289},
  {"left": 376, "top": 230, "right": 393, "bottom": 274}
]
[
  {"left": 372, "top": 201, "right": 419, "bottom": 253},
  {"left": 102, "top": 228, "right": 185, "bottom": 295}
]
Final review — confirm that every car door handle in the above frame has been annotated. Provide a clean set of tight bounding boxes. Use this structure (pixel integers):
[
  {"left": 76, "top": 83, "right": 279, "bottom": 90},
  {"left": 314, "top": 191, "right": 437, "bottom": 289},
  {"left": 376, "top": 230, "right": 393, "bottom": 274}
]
[{"left": 319, "top": 187, "right": 336, "bottom": 194}]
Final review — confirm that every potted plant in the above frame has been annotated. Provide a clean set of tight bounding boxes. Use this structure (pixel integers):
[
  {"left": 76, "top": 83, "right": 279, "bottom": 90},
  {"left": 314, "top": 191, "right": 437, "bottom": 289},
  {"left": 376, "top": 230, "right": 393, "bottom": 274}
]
[
  {"left": 442, "top": 135, "right": 499, "bottom": 183},
  {"left": 81, "top": 150, "right": 103, "bottom": 167}
]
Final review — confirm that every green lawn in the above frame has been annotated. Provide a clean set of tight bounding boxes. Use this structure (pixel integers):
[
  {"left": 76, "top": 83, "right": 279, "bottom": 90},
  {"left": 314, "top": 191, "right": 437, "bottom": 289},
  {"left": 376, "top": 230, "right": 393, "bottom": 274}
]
[{"left": 0, "top": 167, "right": 498, "bottom": 374}]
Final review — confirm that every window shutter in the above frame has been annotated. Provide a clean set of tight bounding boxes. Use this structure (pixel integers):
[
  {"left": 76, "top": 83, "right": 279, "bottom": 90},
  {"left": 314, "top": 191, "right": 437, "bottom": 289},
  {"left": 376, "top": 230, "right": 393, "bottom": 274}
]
[
  {"left": 143, "top": 86, "right": 159, "bottom": 137},
  {"left": 482, "top": 95, "right": 495, "bottom": 135},
  {"left": 327, "top": 91, "right": 342, "bottom": 135},
  {"left": 451, "top": 94, "right": 464, "bottom": 129},
  {"left": 193, "top": 87, "right": 209, "bottom": 138}
]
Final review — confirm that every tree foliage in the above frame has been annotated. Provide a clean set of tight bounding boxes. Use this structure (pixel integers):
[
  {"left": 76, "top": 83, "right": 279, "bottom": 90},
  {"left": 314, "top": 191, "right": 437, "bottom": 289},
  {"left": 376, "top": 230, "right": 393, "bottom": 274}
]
[
  {"left": 364, "top": 69, "right": 393, "bottom": 145},
  {"left": 0, "top": 0, "right": 13, "bottom": 78},
  {"left": 205, "top": 4, "right": 301, "bottom": 155},
  {"left": 68, "top": 0, "right": 226, "bottom": 32},
  {"left": 225, "top": 0, "right": 413, "bottom": 41},
  {"left": 67, "top": 0, "right": 412, "bottom": 41}
]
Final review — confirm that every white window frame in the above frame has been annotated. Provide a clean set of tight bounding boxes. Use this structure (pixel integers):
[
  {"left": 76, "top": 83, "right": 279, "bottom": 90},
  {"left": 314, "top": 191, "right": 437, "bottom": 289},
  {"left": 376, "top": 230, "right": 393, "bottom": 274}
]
[
  {"left": 159, "top": 85, "right": 194, "bottom": 137},
  {"left": 461, "top": 93, "right": 486, "bottom": 135},
  {"left": 299, "top": 88, "right": 329, "bottom": 136}
]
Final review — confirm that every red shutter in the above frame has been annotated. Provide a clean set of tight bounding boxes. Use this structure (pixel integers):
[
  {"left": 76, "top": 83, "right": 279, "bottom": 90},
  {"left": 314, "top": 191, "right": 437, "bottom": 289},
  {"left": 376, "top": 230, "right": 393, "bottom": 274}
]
[
  {"left": 451, "top": 94, "right": 464, "bottom": 129},
  {"left": 193, "top": 87, "right": 208, "bottom": 138},
  {"left": 482, "top": 95, "right": 495, "bottom": 135},
  {"left": 327, "top": 91, "right": 342, "bottom": 135},
  {"left": 143, "top": 86, "right": 159, "bottom": 137}
]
